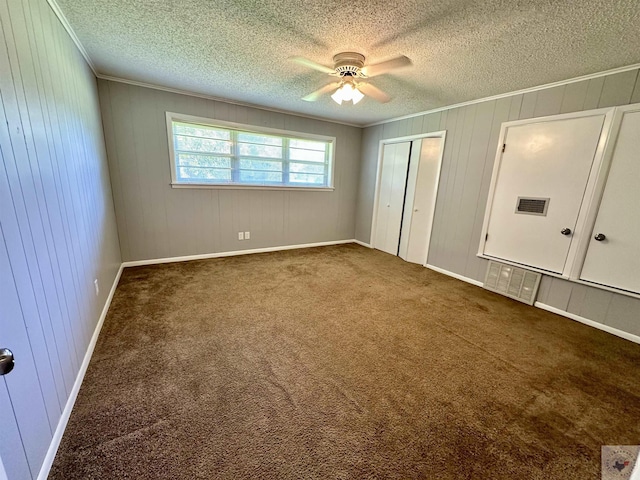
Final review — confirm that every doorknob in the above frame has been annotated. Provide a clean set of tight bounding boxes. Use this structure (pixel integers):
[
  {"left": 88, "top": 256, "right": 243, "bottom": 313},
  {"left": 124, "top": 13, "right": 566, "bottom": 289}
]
[
  {"left": 594, "top": 233, "right": 606, "bottom": 241},
  {"left": 0, "top": 348, "right": 14, "bottom": 376},
  {"left": 413, "top": 208, "right": 419, "bottom": 212},
  {"left": 560, "top": 228, "right": 572, "bottom": 236}
]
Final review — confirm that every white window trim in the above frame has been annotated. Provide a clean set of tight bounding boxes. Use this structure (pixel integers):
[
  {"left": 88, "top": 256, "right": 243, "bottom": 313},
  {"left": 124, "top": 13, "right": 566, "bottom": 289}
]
[{"left": 166, "top": 112, "right": 336, "bottom": 190}]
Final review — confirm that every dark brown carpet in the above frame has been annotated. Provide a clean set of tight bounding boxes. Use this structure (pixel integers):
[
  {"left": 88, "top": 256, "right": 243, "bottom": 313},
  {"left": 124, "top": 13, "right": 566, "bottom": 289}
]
[{"left": 50, "top": 244, "right": 640, "bottom": 479}]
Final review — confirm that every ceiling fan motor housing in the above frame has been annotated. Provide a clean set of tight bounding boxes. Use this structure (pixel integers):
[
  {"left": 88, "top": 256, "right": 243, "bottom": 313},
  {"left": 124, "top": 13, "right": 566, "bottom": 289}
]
[{"left": 333, "top": 52, "right": 366, "bottom": 77}]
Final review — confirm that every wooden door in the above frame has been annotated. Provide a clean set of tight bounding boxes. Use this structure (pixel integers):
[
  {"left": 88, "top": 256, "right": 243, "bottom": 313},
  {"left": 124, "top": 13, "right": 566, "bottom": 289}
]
[
  {"left": 580, "top": 108, "right": 640, "bottom": 293},
  {"left": 374, "top": 142, "right": 411, "bottom": 255},
  {"left": 483, "top": 114, "right": 606, "bottom": 273}
]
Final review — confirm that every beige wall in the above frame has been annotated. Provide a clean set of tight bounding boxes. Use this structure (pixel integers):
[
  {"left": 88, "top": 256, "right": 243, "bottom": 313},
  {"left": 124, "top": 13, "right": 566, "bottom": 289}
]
[
  {"left": 98, "top": 80, "right": 363, "bottom": 262},
  {"left": 356, "top": 69, "right": 640, "bottom": 337}
]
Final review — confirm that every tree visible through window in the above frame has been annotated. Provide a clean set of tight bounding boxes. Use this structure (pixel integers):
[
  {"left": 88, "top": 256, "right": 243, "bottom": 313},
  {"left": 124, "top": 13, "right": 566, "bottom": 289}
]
[{"left": 168, "top": 115, "right": 334, "bottom": 188}]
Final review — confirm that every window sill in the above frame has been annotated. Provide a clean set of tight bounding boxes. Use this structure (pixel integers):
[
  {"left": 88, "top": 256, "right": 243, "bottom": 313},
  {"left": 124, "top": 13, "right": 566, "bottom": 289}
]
[{"left": 170, "top": 182, "right": 335, "bottom": 192}]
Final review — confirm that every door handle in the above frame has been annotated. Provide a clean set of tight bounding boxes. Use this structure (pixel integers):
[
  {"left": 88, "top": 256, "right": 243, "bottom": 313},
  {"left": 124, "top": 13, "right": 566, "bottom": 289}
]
[
  {"left": 594, "top": 233, "right": 606, "bottom": 241},
  {"left": 0, "top": 348, "right": 14, "bottom": 376},
  {"left": 560, "top": 228, "right": 572, "bottom": 236}
]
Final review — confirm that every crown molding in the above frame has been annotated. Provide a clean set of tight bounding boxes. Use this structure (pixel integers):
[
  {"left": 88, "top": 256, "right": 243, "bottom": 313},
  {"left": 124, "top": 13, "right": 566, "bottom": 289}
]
[
  {"left": 46, "top": 0, "right": 97, "bottom": 75},
  {"left": 43, "top": 0, "right": 640, "bottom": 130},
  {"left": 95, "top": 75, "right": 362, "bottom": 128},
  {"left": 364, "top": 62, "right": 640, "bottom": 128}
]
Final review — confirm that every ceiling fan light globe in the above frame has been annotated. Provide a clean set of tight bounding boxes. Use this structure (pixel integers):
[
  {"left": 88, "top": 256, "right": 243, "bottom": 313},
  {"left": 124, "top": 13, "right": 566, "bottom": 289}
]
[
  {"left": 331, "top": 89, "right": 344, "bottom": 105},
  {"left": 352, "top": 88, "right": 364, "bottom": 104},
  {"left": 341, "top": 83, "right": 355, "bottom": 101}
]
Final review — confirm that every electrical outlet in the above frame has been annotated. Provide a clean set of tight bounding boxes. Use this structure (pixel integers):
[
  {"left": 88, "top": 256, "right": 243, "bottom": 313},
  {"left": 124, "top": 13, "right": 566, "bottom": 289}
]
[
  {"left": 94, "top": 279, "right": 99, "bottom": 296},
  {"left": 238, "top": 232, "right": 244, "bottom": 240},
  {"left": 245, "top": 231, "right": 250, "bottom": 240}
]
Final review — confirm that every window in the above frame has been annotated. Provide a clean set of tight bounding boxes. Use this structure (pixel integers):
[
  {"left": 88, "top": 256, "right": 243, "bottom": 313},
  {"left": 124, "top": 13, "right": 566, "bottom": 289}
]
[{"left": 166, "top": 113, "right": 335, "bottom": 189}]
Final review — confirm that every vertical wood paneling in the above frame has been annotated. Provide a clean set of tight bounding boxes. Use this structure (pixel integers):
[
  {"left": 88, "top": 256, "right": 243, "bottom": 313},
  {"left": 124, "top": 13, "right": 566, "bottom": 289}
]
[
  {"left": 532, "top": 85, "right": 565, "bottom": 117},
  {"left": 0, "top": 0, "right": 121, "bottom": 477},
  {"left": 597, "top": 70, "right": 638, "bottom": 108},
  {"left": 357, "top": 67, "right": 640, "bottom": 337},
  {"left": 606, "top": 295, "right": 640, "bottom": 336},
  {"left": 583, "top": 77, "right": 605, "bottom": 110},
  {"left": 560, "top": 80, "right": 590, "bottom": 113},
  {"left": 631, "top": 74, "right": 640, "bottom": 104}
]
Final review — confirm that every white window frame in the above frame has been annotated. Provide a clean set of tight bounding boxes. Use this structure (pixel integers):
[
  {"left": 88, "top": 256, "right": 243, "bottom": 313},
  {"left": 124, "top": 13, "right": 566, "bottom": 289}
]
[{"left": 166, "top": 112, "right": 335, "bottom": 191}]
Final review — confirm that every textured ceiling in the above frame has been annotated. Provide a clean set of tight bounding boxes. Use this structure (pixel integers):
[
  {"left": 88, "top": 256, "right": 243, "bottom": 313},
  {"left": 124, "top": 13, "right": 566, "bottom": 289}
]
[{"left": 56, "top": 0, "right": 640, "bottom": 125}]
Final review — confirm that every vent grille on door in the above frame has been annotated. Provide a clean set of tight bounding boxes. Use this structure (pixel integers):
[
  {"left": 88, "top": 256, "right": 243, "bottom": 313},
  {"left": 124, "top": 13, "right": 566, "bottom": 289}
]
[
  {"left": 515, "top": 197, "right": 549, "bottom": 216},
  {"left": 483, "top": 260, "right": 542, "bottom": 305}
]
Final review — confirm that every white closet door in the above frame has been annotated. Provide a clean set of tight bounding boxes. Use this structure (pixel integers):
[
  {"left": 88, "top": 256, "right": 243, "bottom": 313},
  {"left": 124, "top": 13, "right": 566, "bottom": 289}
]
[
  {"left": 483, "top": 115, "right": 605, "bottom": 274},
  {"left": 399, "top": 140, "right": 422, "bottom": 261},
  {"left": 580, "top": 109, "right": 640, "bottom": 293},
  {"left": 401, "top": 137, "right": 443, "bottom": 264},
  {"left": 374, "top": 142, "right": 411, "bottom": 255}
]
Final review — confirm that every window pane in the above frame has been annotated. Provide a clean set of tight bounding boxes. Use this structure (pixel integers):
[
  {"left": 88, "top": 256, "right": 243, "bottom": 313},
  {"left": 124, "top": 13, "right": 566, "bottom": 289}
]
[
  {"left": 238, "top": 143, "right": 282, "bottom": 158},
  {"left": 290, "top": 139, "right": 327, "bottom": 151},
  {"left": 239, "top": 159, "right": 283, "bottom": 171},
  {"left": 237, "top": 133, "right": 282, "bottom": 146},
  {"left": 178, "top": 167, "right": 232, "bottom": 182},
  {"left": 289, "top": 173, "right": 325, "bottom": 185},
  {"left": 173, "top": 122, "right": 230, "bottom": 140},
  {"left": 175, "top": 135, "right": 231, "bottom": 154},
  {"left": 239, "top": 170, "right": 282, "bottom": 183},
  {"left": 289, "top": 162, "right": 325, "bottom": 174},
  {"left": 290, "top": 148, "right": 325, "bottom": 162},
  {"left": 177, "top": 154, "right": 231, "bottom": 168}
]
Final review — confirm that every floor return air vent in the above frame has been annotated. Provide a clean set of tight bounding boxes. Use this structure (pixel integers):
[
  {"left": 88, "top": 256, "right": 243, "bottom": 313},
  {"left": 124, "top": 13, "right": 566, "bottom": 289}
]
[{"left": 483, "top": 260, "right": 542, "bottom": 305}]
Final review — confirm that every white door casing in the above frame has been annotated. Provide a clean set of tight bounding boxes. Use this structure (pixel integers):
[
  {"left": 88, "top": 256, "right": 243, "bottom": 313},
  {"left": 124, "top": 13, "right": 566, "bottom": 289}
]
[{"left": 481, "top": 114, "right": 607, "bottom": 274}]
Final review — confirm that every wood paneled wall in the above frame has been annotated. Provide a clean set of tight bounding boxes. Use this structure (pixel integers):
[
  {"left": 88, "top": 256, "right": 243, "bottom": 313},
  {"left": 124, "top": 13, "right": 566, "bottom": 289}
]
[
  {"left": 0, "top": 0, "right": 121, "bottom": 475},
  {"left": 356, "top": 69, "right": 640, "bottom": 337},
  {"left": 98, "top": 80, "right": 362, "bottom": 262}
]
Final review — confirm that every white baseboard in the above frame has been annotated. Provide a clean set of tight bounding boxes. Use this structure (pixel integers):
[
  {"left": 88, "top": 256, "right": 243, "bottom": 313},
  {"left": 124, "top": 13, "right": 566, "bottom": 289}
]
[
  {"left": 37, "top": 264, "right": 124, "bottom": 480},
  {"left": 534, "top": 302, "right": 640, "bottom": 345},
  {"left": 425, "top": 263, "right": 484, "bottom": 287},
  {"left": 353, "top": 239, "right": 373, "bottom": 248},
  {"left": 121, "top": 239, "right": 357, "bottom": 267},
  {"left": 425, "top": 263, "right": 640, "bottom": 345}
]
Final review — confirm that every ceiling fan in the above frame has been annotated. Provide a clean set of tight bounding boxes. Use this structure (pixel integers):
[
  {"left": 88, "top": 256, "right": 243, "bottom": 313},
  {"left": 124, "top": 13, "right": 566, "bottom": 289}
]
[{"left": 292, "top": 52, "right": 412, "bottom": 105}]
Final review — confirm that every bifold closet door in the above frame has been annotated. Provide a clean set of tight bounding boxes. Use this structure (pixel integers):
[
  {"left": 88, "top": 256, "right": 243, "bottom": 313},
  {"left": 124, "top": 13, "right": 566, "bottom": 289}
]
[
  {"left": 374, "top": 142, "right": 411, "bottom": 255},
  {"left": 580, "top": 108, "right": 640, "bottom": 294},
  {"left": 399, "top": 137, "right": 443, "bottom": 264}
]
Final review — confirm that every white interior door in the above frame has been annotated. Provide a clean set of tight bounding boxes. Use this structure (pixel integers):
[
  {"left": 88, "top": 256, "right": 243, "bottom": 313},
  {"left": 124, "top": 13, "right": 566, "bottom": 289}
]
[
  {"left": 0, "top": 226, "right": 50, "bottom": 480},
  {"left": 374, "top": 142, "right": 411, "bottom": 255},
  {"left": 0, "top": 454, "right": 9, "bottom": 480},
  {"left": 399, "top": 137, "right": 444, "bottom": 264},
  {"left": 580, "top": 109, "right": 640, "bottom": 294},
  {"left": 483, "top": 114, "right": 606, "bottom": 274}
]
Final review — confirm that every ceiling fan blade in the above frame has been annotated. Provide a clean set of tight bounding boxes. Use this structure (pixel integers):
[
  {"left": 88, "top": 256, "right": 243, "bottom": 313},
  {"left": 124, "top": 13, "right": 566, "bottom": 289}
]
[
  {"left": 358, "top": 83, "right": 391, "bottom": 103},
  {"left": 361, "top": 55, "right": 412, "bottom": 77},
  {"left": 290, "top": 56, "right": 336, "bottom": 75},
  {"left": 302, "top": 82, "right": 341, "bottom": 102}
]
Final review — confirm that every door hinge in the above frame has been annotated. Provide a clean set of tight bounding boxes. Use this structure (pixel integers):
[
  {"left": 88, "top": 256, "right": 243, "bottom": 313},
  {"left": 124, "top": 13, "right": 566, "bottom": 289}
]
[
  {"left": 485, "top": 233, "right": 489, "bottom": 241},
  {"left": 502, "top": 144, "right": 506, "bottom": 153}
]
